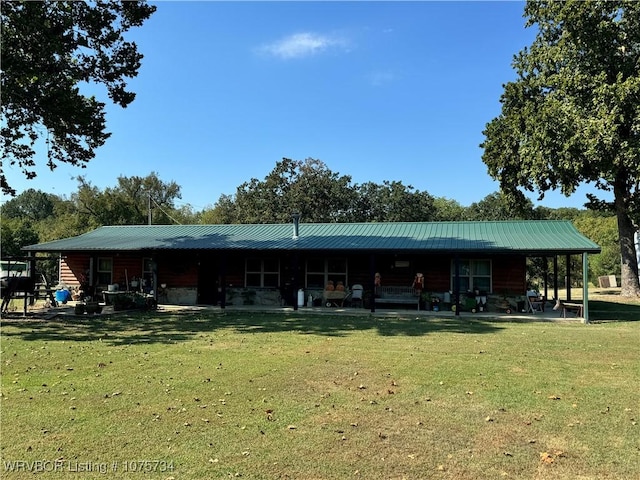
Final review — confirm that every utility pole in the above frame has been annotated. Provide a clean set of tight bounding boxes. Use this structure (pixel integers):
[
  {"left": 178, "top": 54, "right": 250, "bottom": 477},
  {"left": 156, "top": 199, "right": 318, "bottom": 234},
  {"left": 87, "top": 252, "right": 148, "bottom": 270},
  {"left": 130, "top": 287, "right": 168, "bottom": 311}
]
[{"left": 148, "top": 193, "right": 152, "bottom": 225}]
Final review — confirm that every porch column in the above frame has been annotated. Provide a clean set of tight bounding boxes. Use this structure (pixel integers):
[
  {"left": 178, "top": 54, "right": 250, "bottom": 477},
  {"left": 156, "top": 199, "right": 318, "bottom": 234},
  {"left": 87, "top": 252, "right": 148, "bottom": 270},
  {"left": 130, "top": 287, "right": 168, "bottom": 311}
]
[
  {"left": 370, "top": 253, "right": 376, "bottom": 313},
  {"left": 542, "top": 256, "right": 549, "bottom": 300},
  {"left": 152, "top": 257, "right": 158, "bottom": 303},
  {"left": 566, "top": 254, "right": 572, "bottom": 301},
  {"left": 553, "top": 256, "right": 559, "bottom": 301},
  {"left": 292, "top": 252, "right": 299, "bottom": 311},
  {"left": 220, "top": 255, "right": 226, "bottom": 310},
  {"left": 454, "top": 255, "right": 460, "bottom": 317},
  {"left": 582, "top": 252, "right": 589, "bottom": 323}
]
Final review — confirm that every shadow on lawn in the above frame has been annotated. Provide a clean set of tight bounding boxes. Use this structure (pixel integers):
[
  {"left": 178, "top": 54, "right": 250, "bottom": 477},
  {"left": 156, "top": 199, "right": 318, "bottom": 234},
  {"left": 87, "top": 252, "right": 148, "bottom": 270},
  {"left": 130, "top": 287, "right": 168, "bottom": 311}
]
[
  {"left": 588, "top": 300, "right": 640, "bottom": 322},
  {"left": 0, "top": 310, "right": 503, "bottom": 345}
]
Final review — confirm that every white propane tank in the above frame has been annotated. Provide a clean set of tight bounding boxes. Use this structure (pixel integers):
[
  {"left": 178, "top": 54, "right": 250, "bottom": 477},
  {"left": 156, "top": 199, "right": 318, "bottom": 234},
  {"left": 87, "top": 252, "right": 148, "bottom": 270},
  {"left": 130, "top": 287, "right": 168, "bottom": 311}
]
[
  {"left": 307, "top": 294, "right": 313, "bottom": 307},
  {"left": 297, "top": 289, "right": 305, "bottom": 307}
]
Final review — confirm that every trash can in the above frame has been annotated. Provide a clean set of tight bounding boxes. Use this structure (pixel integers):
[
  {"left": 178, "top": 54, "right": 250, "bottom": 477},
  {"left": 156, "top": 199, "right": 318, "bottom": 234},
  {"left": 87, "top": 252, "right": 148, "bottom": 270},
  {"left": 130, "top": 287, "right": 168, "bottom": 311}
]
[{"left": 297, "top": 289, "right": 305, "bottom": 307}]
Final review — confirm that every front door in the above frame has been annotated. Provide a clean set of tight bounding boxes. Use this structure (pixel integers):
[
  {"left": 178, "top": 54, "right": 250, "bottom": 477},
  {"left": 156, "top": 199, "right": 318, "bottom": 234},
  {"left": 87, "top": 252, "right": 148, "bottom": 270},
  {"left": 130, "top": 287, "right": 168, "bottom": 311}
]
[{"left": 197, "top": 257, "right": 219, "bottom": 305}]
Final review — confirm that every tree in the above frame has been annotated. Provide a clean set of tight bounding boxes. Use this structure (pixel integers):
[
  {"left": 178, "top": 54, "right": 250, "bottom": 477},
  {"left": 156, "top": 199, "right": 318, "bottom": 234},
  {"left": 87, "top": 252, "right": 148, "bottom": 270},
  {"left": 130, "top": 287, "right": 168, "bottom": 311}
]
[
  {"left": 73, "top": 172, "right": 182, "bottom": 226},
  {"left": 351, "top": 181, "right": 436, "bottom": 222},
  {"left": 465, "top": 192, "right": 536, "bottom": 221},
  {"left": 0, "top": 188, "right": 56, "bottom": 221},
  {"left": 1, "top": 1, "right": 156, "bottom": 195},
  {"left": 574, "top": 213, "right": 621, "bottom": 284},
  {"left": 432, "top": 197, "right": 467, "bottom": 222},
  {"left": 481, "top": 0, "right": 640, "bottom": 296},
  {"left": 231, "top": 158, "right": 357, "bottom": 223},
  {"left": 0, "top": 217, "right": 39, "bottom": 257}
]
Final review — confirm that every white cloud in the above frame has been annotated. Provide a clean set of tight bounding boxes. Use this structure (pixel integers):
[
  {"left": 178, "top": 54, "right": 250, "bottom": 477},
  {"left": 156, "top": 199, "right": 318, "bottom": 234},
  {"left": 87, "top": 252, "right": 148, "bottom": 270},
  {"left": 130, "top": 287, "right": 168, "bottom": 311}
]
[{"left": 258, "top": 32, "right": 349, "bottom": 59}]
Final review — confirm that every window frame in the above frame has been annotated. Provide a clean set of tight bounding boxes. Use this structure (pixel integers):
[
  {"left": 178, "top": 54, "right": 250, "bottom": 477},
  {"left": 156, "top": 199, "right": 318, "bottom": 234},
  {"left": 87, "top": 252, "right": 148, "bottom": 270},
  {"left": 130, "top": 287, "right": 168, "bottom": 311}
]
[
  {"left": 245, "top": 257, "right": 280, "bottom": 287},
  {"left": 305, "top": 257, "right": 348, "bottom": 288},
  {"left": 96, "top": 257, "right": 113, "bottom": 286},
  {"left": 450, "top": 259, "right": 492, "bottom": 293}
]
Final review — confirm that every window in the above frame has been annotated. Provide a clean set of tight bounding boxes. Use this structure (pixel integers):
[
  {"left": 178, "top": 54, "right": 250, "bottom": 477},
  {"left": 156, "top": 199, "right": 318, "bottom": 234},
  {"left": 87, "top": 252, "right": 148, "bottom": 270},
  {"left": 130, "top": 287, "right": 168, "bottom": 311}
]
[
  {"left": 306, "top": 257, "right": 347, "bottom": 288},
  {"left": 451, "top": 259, "right": 491, "bottom": 293},
  {"left": 142, "top": 257, "right": 154, "bottom": 291},
  {"left": 245, "top": 258, "right": 280, "bottom": 287},
  {"left": 96, "top": 257, "right": 113, "bottom": 286}
]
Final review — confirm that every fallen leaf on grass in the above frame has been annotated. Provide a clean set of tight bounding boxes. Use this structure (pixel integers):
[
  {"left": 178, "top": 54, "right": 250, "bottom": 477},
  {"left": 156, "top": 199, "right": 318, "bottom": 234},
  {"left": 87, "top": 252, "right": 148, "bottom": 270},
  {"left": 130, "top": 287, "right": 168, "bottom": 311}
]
[
  {"left": 548, "top": 395, "right": 561, "bottom": 400},
  {"left": 540, "top": 452, "right": 554, "bottom": 464}
]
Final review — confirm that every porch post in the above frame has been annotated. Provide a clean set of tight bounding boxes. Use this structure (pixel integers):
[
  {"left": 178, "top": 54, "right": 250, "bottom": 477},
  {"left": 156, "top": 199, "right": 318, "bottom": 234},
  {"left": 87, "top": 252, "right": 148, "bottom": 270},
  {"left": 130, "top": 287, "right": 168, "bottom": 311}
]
[
  {"left": 582, "top": 252, "right": 589, "bottom": 323},
  {"left": 542, "top": 256, "right": 549, "bottom": 300},
  {"left": 152, "top": 257, "right": 158, "bottom": 303},
  {"left": 370, "top": 253, "right": 376, "bottom": 313},
  {"left": 292, "top": 252, "right": 299, "bottom": 311},
  {"left": 454, "top": 254, "right": 460, "bottom": 317},
  {"left": 220, "top": 254, "right": 226, "bottom": 310},
  {"left": 565, "top": 254, "right": 572, "bottom": 301},
  {"left": 553, "top": 256, "right": 559, "bottom": 301}
]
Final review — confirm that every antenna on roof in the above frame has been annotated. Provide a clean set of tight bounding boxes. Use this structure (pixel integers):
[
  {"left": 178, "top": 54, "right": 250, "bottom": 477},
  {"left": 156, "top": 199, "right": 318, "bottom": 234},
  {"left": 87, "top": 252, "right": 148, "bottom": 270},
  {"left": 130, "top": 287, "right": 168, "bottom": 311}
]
[{"left": 292, "top": 212, "right": 301, "bottom": 239}]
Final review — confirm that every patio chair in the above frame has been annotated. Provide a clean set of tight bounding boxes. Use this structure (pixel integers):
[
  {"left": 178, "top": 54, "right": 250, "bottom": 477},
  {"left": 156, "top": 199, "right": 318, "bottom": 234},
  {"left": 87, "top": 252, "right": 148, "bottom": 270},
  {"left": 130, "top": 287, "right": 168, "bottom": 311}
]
[
  {"left": 526, "top": 291, "right": 544, "bottom": 314},
  {"left": 351, "top": 284, "right": 364, "bottom": 308}
]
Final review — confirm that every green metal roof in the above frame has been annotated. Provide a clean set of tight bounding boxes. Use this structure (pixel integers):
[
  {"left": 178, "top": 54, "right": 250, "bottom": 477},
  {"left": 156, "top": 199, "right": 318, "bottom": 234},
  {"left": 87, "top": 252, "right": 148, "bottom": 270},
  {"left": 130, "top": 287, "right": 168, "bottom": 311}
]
[{"left": 23, "top": 221, "right": 600, "bottom": 255}]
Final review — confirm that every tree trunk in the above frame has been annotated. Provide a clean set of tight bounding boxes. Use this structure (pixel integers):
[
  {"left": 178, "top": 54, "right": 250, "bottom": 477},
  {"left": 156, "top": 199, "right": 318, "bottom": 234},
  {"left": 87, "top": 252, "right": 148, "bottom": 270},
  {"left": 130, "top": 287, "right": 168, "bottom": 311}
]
[{"left": 614, "top": 179, "right": 640, "bottom": 297}]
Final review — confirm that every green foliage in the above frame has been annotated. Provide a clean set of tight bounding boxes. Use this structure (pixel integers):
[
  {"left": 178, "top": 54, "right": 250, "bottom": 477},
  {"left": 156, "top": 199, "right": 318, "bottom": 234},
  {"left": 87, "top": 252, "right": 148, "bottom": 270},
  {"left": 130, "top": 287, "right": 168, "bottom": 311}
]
[
  {"left": 73, "top": 172, "right": 183, "bottom": 225},
  {"left": 481, "top": 0, "right": 640, "bottom": 295},
  {"left": 574, "top": 213, "right": 621, "bottom": 282},
  {"left": 0, "top": 217, "right": 39, "bottom": 257},
  {"left": 351, "top": 180, "right": 436, "bottom": 222},
  {"left": 0, "top": 1, "right": 156, "bottom": 195},
  {"left": 431, "top": 197, "right": 466, "bottom": 221},
  {"left": 207, "top": 158, "right": 358, "bottom": 223},
  {"left": 465, "top": 191, "right": 536, "bottom": 220},
  {"left": 201, "top": 158, "right": 441, "bottom": 224},
  {"left": 0, "top": 188, "right": 56, "bottom": 221}
]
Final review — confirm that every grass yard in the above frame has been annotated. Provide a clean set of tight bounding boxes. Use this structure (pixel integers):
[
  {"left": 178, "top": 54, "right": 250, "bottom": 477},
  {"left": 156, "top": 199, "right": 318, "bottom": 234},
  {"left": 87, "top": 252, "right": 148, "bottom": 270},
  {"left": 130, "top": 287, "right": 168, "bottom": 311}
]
[{"left": 0, "top": 310, "right": 638, "bottom": 479}]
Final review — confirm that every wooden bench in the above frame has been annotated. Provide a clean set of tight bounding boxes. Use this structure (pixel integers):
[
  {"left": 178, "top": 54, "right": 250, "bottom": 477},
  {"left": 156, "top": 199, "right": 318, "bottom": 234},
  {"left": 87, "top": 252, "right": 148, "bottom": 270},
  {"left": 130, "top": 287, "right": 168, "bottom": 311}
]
[
  {"left": 374, "top": 286, "right": 420, "bottom": 310},
  {"left": 560, "top": 301, "right": 583, "bottom": 318}
]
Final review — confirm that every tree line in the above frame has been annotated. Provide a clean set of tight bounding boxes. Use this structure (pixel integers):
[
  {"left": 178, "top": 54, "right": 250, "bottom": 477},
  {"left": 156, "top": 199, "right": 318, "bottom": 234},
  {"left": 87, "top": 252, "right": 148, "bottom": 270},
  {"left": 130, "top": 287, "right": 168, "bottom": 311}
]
[{"left": 1, "top": 159, "right": 621, "bottom": 288}]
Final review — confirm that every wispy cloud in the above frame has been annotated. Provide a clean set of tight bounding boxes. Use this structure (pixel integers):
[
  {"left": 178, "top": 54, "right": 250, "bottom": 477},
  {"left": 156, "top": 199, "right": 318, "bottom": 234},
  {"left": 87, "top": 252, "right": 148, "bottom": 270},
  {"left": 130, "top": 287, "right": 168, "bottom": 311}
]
[
  {"left": 257, "top": 32, "right": 350, "bottom": 60},
  {"left": 367, "top": 70, "right": 397, "bottom": 87}
]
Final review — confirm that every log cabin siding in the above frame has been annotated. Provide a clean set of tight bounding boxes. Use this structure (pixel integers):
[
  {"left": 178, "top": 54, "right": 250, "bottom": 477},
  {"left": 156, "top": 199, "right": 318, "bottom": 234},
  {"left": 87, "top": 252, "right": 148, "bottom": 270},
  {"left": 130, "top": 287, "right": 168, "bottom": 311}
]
[
  {"left": 491, "top": 255, "right": 527, "bottom": 294},
  {"left": 60, "top": 254, "right": 91, "bottom": 286},
  {"left": 58, "top": 250, "right": 528, "bottom": 304}
]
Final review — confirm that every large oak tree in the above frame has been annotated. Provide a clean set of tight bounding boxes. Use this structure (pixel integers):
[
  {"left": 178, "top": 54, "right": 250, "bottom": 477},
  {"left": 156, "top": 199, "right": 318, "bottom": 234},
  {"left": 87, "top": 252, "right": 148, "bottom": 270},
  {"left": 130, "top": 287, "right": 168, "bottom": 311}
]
[
  {"left": 1, "top": 1, "right": 156, "bottom": 195},
  {"left": 481, "top": 0, "right": 640, "bottom": 296}
]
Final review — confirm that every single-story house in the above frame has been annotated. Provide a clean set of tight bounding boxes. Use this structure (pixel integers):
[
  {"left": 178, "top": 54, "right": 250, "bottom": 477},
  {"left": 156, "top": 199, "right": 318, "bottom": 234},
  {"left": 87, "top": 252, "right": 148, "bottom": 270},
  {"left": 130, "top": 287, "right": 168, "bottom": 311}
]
[{"left": 22, "top": 220, "right": 600, "bottom": 320}]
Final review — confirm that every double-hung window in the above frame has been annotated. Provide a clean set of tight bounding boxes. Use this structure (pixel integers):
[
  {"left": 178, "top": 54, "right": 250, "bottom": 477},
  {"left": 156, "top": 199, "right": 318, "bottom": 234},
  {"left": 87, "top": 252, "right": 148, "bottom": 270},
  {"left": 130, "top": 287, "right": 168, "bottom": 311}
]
[
  {"left": 306, "top": 257, "right": 347, "bottom": 288},
  {"left": 246, "top": 258, "right": 280, "bottom": 287},
  {"left": 451, "top": 259, "right": 491, "bottom": 293},
  {"left": 96, "top": 257, "right": 113, "bottom": 286}
]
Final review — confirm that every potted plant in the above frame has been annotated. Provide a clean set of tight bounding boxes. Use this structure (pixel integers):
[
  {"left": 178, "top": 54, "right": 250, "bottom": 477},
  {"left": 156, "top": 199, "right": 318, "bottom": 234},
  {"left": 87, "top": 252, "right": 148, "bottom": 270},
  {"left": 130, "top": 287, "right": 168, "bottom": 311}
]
[
  {"left": 420, "top": 292, "right": 430, "bottom": 311},
  {"left": 430, "top": 295, "right": 441, "bottom": 312}
]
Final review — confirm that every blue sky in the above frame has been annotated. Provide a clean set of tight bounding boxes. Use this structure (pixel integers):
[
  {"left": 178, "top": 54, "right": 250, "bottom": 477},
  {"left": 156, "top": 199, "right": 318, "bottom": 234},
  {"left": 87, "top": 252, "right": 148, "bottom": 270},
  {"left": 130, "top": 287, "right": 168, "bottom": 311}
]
[{"left": 2, "top": 1, "right": 608, "bottom": 211}]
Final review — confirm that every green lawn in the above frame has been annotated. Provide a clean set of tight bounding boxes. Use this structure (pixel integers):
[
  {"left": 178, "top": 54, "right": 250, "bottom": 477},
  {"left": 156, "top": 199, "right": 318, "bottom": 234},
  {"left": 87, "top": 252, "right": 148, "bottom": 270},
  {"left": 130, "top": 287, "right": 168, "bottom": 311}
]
[{"left": 1, "top": 311, "right": 638, "bottom": 479}]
